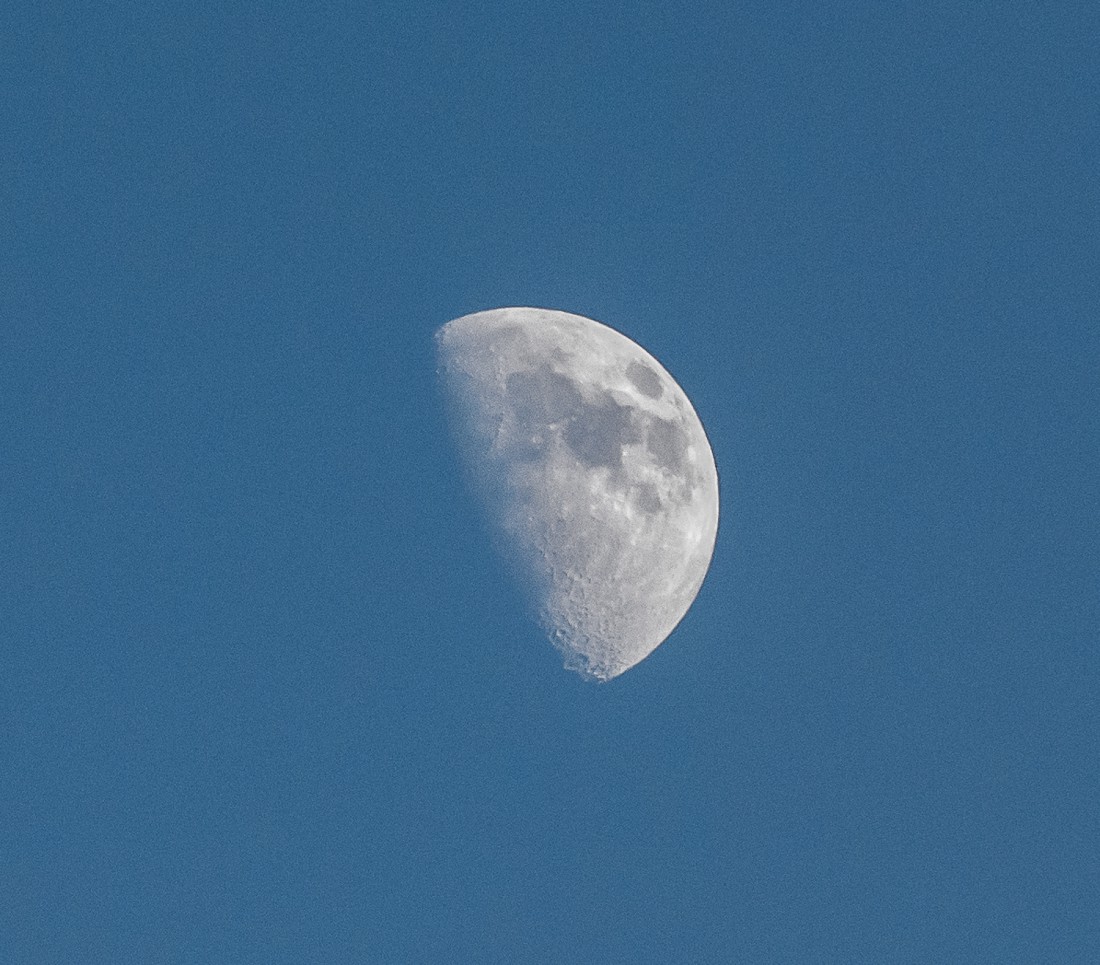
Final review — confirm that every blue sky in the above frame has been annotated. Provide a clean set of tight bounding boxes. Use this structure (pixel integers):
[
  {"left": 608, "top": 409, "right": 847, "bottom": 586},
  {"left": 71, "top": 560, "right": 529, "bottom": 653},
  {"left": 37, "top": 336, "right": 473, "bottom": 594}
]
[{"left": 3, "top": 2, "right": 1098, "bottom": 962}]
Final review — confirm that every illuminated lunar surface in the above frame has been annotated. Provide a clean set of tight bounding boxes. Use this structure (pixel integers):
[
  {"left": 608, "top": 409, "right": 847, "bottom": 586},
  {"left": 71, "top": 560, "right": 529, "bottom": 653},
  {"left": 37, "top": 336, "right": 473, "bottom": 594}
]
[{"left": 436, "top": 307, "right": 719, "bottom": 681}]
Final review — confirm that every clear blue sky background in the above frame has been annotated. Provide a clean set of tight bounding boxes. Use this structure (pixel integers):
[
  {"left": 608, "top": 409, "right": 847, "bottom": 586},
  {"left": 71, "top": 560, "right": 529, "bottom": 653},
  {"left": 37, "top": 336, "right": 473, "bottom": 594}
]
[{"left": 3, "top": 2, "right": 1098, "bottom": 962}]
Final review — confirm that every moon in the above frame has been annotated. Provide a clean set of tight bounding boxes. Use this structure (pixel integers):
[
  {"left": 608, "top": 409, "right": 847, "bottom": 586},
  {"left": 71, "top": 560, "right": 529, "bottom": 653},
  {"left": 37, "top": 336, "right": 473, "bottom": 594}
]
[{"left": 436, "top": 307, "right": 719, "bottom": 682}]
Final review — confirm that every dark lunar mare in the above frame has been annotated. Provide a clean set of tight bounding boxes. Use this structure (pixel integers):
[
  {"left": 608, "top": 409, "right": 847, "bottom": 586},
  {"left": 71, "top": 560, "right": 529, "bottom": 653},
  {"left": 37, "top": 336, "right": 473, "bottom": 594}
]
[
  {"left": 561, "top": 393, "right": 642, "bottom": 470},
  {"left": 626, "top": 360, "right": 663, "bottom": 398},
  {"left": 646, "top": 416, "right": 688, "bottom": 473},
  {"left": 505, "top": 369, "right": 585, "bottom": 429}
]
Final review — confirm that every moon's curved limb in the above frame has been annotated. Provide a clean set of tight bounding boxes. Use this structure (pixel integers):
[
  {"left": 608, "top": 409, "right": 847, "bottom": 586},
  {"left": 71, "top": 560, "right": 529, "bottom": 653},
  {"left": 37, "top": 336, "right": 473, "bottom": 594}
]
[{"left": 436, "top": 307, "right": 719, "bottom": 681}]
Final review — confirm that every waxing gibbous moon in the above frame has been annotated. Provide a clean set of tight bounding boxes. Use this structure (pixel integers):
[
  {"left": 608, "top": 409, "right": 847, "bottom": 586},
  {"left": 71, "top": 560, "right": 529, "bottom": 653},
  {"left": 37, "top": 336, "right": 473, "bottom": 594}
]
[{"left": 436, "top": 307, "right": 719, "bottom": 682}]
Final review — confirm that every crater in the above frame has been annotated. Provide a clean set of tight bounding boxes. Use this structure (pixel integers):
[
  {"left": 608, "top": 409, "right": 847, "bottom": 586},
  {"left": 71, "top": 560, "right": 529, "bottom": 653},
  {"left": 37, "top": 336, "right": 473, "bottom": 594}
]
[{"left": 626, "top": 360, "right": 663, "bottom": 399}]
